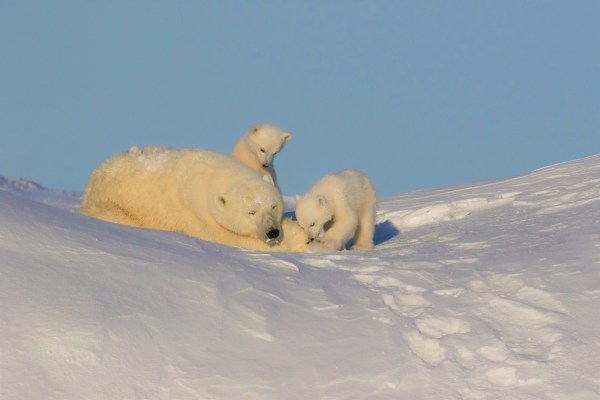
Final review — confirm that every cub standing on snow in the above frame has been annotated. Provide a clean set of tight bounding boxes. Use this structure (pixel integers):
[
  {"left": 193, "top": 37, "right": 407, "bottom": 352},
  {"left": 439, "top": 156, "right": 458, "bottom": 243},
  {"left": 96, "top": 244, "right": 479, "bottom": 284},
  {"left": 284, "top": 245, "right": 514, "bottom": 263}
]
[
  {"left": 232, "top": 123, "right": 292, "bottom": 190},
  {"left": 295, "top": 169, "right": 377, "bottom": 251}
]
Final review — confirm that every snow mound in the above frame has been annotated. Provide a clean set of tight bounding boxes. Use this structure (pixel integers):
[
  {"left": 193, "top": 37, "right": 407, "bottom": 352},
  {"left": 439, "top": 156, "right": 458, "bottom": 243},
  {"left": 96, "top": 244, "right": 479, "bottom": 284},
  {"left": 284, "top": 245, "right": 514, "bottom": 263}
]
[
  {"left": 0, "top": 176, "right": 46, "bottom": 191},
  {"left": 0, "top": 175, "right": 81, "bottom": 212},
  {"left": 2, "top": 155, "right": 600, "bottom": 399}
]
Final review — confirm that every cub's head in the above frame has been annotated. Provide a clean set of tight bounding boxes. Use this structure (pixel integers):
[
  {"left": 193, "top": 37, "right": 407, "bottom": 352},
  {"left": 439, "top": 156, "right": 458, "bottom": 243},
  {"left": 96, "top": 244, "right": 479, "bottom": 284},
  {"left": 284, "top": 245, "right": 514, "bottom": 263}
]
[
  {"left": 209, "top": 181, "right": 284, "bottom": 244},
  {"left": 294, "top": 194, "right": 333, "bottom": 243},
  {"left": 247, "top": 124, "right": 292, "bottom": 169}
]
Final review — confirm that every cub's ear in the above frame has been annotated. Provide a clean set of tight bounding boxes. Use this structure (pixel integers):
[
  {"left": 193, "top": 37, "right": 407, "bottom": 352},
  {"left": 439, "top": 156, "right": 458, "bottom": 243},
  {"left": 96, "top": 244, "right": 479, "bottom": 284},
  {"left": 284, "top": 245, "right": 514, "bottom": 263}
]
[
  {"left": 295, "top": 194, "right": 302, "bottom": 203},
  {"left": 251, "top": 125, "right": 260, "bottom": 135},
  {"left": 215, "top": 195, "right": 227, "bottom": 209},
  {"left": 283, "top": 132, "right": 292, "bottom": 142},
  {"left": 316, "top": 194, "right": 328, "bottom": 207}
]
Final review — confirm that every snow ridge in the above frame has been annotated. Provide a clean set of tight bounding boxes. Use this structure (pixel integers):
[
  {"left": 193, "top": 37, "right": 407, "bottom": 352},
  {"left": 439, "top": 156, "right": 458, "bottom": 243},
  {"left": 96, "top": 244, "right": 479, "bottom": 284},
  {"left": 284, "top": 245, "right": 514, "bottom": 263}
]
[{"left": 0, "top": 175, "right": 81, "bottom": 212}]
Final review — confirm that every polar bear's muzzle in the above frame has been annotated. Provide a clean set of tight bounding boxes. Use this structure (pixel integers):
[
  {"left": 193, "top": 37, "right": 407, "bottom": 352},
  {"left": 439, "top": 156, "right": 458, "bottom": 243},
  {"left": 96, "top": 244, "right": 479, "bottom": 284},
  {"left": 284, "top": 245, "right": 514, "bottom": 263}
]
[
  {"left": 259, "top": 212, "right": 282, "bottom": 244},
  {"left": 265, "top": 227, "right": 281, "bottom": 244},
  {"left": 266, "top": 228, "right": 280, "bottom": 239}
]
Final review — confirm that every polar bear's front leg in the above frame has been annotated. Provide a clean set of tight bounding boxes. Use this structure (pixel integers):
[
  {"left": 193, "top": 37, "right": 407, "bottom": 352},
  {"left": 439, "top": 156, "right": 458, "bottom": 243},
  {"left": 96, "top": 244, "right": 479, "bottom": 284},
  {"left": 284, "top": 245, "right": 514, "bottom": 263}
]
[
  {"left": 84, "top": 202, "right": 145, "bottom": 228},
  {"left": 315, "top": 238, "right": 342, "bottom": 251},
  {"left": 350, "top": 208, "right": 376, "bottom": 250}
]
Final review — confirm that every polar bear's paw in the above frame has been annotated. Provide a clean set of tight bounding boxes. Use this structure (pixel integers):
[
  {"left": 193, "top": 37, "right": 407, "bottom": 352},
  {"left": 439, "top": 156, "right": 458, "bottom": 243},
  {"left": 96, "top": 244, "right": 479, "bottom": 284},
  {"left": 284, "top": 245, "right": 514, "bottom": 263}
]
[{"left": 350, "top": 242, "right": 375, "bottom": 251}]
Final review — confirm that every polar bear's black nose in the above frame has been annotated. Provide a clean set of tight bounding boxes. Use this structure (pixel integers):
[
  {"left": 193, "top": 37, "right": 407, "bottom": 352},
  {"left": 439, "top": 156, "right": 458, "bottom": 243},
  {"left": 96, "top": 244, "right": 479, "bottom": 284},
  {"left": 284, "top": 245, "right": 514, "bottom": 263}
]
[
  {"left": 266, "top": 228, "right": 280, "bottom": 239},
  {"left": 262, "top": 163, "right": 270, "bottom": 168}
]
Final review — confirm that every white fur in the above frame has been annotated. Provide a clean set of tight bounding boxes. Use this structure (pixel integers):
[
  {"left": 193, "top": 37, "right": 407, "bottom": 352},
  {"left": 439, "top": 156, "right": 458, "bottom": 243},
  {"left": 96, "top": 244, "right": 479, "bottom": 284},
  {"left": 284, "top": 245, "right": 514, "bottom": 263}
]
[
  {"left": 295, "top": 169, "right": 377, "bottom": 251},
  {"left": 231, "top": 123, "right": 292, "bottom": 189},
  {"left": 80, "top": 146, "right": 307, "bottom": 252}
]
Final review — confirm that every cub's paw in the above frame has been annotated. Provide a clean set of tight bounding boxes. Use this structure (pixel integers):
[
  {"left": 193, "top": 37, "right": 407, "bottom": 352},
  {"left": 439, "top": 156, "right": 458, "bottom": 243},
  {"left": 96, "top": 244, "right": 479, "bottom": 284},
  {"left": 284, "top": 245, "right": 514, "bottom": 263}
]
[{"left": 350, "top": 242, "right": 374, "bottom": 251}]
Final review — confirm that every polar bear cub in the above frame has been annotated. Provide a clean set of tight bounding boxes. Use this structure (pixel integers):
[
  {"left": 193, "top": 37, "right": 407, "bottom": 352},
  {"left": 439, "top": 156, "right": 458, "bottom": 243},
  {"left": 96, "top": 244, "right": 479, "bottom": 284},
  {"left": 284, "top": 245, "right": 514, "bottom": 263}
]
[
  {"left": 80, "top": 146, "right": 307, "bottom": 252},
  {"left": 232, "top": 123, "right": 292, "bottom": 189},
  {"left": 295, "top": 169, "right": 377, "bottom": 251}
]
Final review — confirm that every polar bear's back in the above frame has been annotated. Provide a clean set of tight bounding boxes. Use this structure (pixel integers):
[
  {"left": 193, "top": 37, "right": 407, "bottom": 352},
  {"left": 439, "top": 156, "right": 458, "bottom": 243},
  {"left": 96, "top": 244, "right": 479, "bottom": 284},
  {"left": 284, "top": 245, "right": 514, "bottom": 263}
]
[
  {"left": 84, "top": 146, "right": 258, "bottom": 188},
  {"left": 310, "top": 169, "right": 377, "bottom": 208},
  {"left": 337, "top": 169, "right": 376, "bottom": 194},
  {"left": 80, "top": 146, "right": 261, "bottom": 228}
]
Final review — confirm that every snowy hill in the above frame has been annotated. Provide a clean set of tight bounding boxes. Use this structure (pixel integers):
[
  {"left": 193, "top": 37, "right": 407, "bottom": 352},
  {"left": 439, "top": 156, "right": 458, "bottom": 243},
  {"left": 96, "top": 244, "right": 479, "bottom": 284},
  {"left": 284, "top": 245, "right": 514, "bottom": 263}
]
[
  {"left": 0, "top": 176, "right": 81, "bottom": 212},
  {"left": 1, "top": 155, "right": 600, "bottom": 399}
]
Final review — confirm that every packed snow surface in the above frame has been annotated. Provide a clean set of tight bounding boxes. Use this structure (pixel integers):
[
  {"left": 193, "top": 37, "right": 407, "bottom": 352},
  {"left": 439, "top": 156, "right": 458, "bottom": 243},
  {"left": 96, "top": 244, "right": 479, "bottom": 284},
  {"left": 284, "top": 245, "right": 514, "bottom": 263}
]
[{"left": 1, "top": 155, "right": 600, "bottom": 399}]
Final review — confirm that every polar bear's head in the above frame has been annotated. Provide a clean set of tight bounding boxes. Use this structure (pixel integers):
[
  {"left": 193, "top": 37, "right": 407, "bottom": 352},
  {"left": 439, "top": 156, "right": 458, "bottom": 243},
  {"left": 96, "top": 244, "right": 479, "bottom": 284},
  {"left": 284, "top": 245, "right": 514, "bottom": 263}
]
[
  {"left": 210, "top": 182, "right": 284, "bottom": 244},
  {"left": 294, "top": 194, "right": 333, "bottom": 243},
  {"left": 246, "top": 124, "right": 292, "bottom": 169}
]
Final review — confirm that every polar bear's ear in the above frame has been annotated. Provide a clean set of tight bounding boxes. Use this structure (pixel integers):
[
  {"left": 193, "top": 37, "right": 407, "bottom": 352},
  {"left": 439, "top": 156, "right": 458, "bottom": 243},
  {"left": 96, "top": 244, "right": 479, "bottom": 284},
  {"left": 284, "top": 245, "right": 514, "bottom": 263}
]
[
  {"left": 295, "top": 194, "right": 302, "bottom": 203},
  {"left": 215, "top": 195, "right": 227, "bottom": 209},
  {"left": 316, "top": 195, "right": 328, "bottom": 208},
  {"left": 283, "top": 132, "right": 292, "bottom": 142},
  {"left": 251, "top": 126, "right": 260, "bottom": 135}
]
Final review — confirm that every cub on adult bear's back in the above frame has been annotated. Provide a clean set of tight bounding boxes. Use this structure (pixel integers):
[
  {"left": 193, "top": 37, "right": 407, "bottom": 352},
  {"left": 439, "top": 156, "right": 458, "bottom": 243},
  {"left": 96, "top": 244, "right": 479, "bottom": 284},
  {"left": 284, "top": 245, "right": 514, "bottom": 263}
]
[
  {"left": 80, "top": 146, "right": 307, "bottom": 251},
  {"left": 231, "top": 123, "right": 292, "bottom": 190}
]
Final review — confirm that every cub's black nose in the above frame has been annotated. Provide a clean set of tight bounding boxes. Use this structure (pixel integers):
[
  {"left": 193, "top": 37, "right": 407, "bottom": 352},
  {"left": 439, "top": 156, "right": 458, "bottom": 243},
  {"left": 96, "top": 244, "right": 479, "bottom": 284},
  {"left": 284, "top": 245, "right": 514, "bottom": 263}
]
[
  {"left": 266, "top": 228, "right": 280, "bottom": 239},
  {"left": 262, "top": 163, "right": 270, "bottom": 168}
]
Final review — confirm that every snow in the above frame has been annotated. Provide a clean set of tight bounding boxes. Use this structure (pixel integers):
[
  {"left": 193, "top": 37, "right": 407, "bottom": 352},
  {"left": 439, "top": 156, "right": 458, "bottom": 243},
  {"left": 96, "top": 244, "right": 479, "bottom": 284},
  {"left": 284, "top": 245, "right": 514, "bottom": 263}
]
[
  {"left": 1, "top": 155, "right": 600, "bottom": 399},
  {"left": 129, "top": 146, "right": 176, "bottom": 173}
]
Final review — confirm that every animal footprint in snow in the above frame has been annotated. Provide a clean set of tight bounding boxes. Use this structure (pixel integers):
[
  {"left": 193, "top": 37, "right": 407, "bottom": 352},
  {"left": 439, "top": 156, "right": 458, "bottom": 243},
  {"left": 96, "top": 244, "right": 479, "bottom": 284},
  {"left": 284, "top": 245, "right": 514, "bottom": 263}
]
[
  {"left": 416, "top": 316, "right": 470, "bottom": 339},
  {"left": 404, "top": 331, "right": 447, "bottom": 366},
  {"left": 382, "top": 293, "right": 431, "bottom": 317},
  {"left": 477, "top": 341, "right": 510, "bottom": 362},
  {"left": 477, "top": 297, "right": 564, "bottom": 361}
]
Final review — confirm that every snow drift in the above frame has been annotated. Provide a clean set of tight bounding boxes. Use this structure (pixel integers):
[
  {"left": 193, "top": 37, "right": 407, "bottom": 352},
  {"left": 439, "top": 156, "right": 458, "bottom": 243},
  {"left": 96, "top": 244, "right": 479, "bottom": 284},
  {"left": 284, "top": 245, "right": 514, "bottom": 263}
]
[{"left": 1, "top": 155, "right": 600, "bottom": 399}]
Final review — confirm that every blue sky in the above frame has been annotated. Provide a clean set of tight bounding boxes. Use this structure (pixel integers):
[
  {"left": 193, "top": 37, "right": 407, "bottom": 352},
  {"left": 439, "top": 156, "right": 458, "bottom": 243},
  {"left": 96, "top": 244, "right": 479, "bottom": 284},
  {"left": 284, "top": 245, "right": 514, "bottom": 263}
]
[{"left": 1, "top": 1, "right": 598, "bottom": 197}]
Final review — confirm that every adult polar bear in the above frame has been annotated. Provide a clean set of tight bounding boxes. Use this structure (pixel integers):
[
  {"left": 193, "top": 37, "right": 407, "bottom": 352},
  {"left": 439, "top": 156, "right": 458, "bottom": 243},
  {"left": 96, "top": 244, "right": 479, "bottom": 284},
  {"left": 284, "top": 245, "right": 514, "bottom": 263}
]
[
  {"left": 232, "top": 123, "right": 291, "bottom": 189},
  {"left": 80, "top": 146, "right": 307, "bottom": 252},
  {"left": 295, "top": 169, "right": 377, "bottom": 251}
]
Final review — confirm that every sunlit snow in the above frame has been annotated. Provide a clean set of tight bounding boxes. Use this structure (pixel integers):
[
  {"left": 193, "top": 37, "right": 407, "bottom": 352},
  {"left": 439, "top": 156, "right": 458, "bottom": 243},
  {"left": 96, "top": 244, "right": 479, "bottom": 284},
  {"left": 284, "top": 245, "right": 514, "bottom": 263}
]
[{"left": 1, "top": 155, "right": 599, "bottom": 399}]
